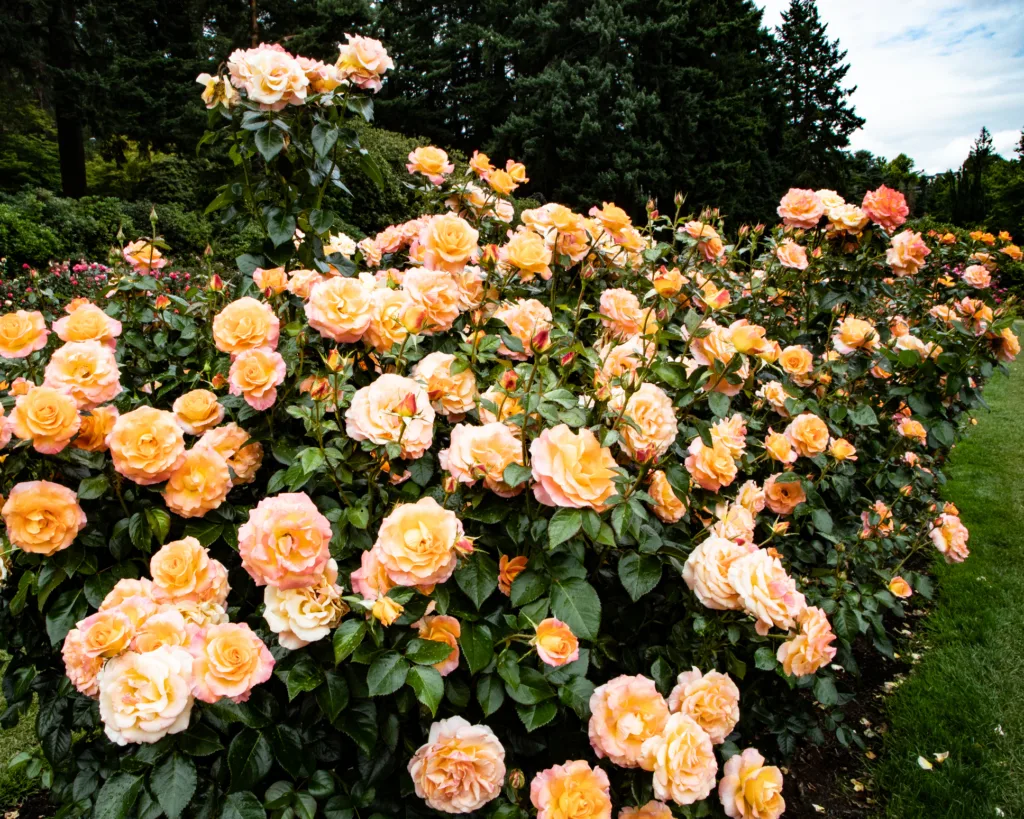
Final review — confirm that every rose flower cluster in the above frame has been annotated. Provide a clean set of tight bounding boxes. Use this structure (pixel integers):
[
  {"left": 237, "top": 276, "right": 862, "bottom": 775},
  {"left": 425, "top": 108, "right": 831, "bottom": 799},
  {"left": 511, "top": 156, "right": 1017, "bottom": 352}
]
[{"left": 0, "top": 35, "right": 1019, "bottom": 819}]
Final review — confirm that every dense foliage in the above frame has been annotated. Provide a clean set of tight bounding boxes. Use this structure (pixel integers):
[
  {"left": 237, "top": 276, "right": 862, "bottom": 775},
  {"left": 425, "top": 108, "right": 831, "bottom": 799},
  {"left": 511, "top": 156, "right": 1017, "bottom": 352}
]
[{"left": 0, "top": 37, "right": 1021, "bottom": 819}]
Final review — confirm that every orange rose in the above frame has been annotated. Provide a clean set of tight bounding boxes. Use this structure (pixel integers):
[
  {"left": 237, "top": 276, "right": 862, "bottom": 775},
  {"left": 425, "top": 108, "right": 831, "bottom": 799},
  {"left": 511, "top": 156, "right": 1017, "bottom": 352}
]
[
  {"left": 779, "top": 345, "right": 814, "bottom": 385},
  {"left": 172, "top": 389, "right": 225, "bottom": 434},
  {"left": 763, "top": 474, "right": 806, "bottom": 515},
  {"left": 122, "top": 240, "right": 168, "bottom": 272},
  {"left": 412, "top": 352, "right": 477, "bottom": 418},
  {"left": 53, "top": 302, "right": 121, "bottom": 346},
  {"left": 531, "top": 760, "right": 611, "bottom": 819},
  {"left": 406, "top": 146, "right": 454, "bottom": 185},
  {"left": 783, "top": 413, "right": 829, "bottom": 458},
  {"left": 162, "top": 446, "right": 233, "bottom": 519},
  {"left": 365, "top": 288, "right": 425, "bottom": 352},
  {"left": 764, "top": 429, "right": 796, "bottom": 464},
  {"left": 74, "top": 406, "right": 119, "bottom": 452},
  {"left": 43, "top": 340, "right": 122, "bottom": 409},
  {"left": 305, "top": 276, "right": 374, "bottom": 343},
  {"left": 498, "top": 554, "right": 528, "bottom": 596},
  {"left": 832, "top": 316, "right": 878, "bottom": 355},
  {"left": 486, "top": 168, "right": 518, "bottom": 195},
  {"left": 649, "top": 470, "right": 687, "bottom": 523},
  {"left": 441, "top": 422, "right": 523, "bottom": 497},
  {"left": 416, "top": 615, "right": 461, "bottom": 676},
  {"left": 590, "top": 202, "right": 632, "bottom": 233},
  {"left": 888, "top": 576, "right": 912, "bottom": 598},
  {"left": 777, "top": 188, "right": 824, "bottom": 229},
  {"left": 189, "top": 623, "right": 274, "bottom": 703},
  {"left": 10, "top": 384, "right": 81, "bottom": 454},
  {"left": 419, "top": 214, "right": 479, "bottom": 274},
  {"left": 151, "top": 537, "right": 230, "bottom": 604},
  {"left": 589, "top": 674, "right": 669, "bottom": 767},
  {"left": 829, "top": 437, "right": 857, "bottom": 461},
  {"left": 228, "top": 347, "right": 287, "bottom": 410},
  {"left": 684, "top": 438, "right": 737, "bottom": 493},
  {"left": 252, "top": 266, "right": 288, "bottom": 294},
  {"left": 107, "top": 406, "right": 186, "bottom": 485},
  {"left": 403, "top": 268, "right": 463, "bottom": 333},
  {"left": 0, "top": 311, "right": 48, "bottom": 358},
  {"left": 531, "top": 425, "right": 618, "bottom": 511},
  {"left": 2, "top": 481, "right": 86, "bottom": 556},
  {"left": 500, "top": 229, "right": 553, "bottom": 282},
  {"left": 494, "top": 298, "right": 553, "bottom": 360},
  {"left": 197, "top": 423, "right": 263, "bottom": 485},
  {"left": 374, "top": 497, "right": 464, "bottom": 587},
  {"left": 212, "top": 297, "right": 280, "bottom": 356},
  {"left": 534, "top": 618, "right": 579, "bottom": 667}
]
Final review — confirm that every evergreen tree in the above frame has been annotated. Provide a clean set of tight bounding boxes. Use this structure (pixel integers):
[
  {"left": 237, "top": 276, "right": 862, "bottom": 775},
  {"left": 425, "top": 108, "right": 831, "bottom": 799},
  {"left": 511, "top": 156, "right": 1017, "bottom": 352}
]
[{"left": 771, "top": 0, "right": 864, "bottom": 190}]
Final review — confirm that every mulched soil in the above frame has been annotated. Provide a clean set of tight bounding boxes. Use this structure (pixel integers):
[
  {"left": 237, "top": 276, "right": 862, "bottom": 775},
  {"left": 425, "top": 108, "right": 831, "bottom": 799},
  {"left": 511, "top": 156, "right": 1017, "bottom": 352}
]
[{"left": 4, "top": 792, "right": 55, "bottom": 819}]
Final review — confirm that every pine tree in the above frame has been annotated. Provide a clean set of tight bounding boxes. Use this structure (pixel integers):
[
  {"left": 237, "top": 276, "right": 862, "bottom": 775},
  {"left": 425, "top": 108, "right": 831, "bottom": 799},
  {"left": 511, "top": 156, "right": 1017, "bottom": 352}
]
[{"left": 771, "top": 0, "right": 864, "bottom": 190}]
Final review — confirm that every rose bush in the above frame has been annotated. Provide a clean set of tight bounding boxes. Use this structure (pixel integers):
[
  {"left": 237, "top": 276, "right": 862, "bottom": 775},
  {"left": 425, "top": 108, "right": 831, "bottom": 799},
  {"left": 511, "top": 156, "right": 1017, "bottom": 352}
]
[{"left": 0, "top": 38, "right": 1020, "bottom": 819}]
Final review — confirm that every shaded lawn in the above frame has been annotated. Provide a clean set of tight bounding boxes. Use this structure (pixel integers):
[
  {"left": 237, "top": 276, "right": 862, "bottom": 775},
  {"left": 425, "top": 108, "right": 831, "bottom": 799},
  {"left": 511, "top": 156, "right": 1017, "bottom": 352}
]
[{"left": 876, "top": 355, "right": 1024, "bottom": 818}]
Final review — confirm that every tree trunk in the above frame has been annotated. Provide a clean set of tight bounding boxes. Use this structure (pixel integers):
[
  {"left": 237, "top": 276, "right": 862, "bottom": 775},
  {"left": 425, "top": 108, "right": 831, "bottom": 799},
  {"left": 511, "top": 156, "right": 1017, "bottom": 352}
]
[{"left": 49, "top": 0, "right": 87, "bottom": 198}]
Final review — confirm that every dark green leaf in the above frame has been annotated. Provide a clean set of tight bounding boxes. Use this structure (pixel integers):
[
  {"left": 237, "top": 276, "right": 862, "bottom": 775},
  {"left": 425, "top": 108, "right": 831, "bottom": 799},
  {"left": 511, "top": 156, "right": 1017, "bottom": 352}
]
[
  {"left": 476, "top": 674, "right": 506, "bottom": 717},
  {"left": 333, "top": 620, "right": 367, "bottom": 664},
  {"left": 254, "top": 126, "right": 285, "bottom": 161},
  {"left": 550, "top": 578, "right": 601, "bottom": 640},
  {"left": 93, "top": 773, "right": 144, "bottom": 819},
  {"left": 316, "top": 671, "right": 350, "bottom": 722},
  {"left": 408, "top": 666, "right": 444, "bottom": 716},
  {"left": 46, "top": 588, "right": 87, "bottom": 645},
  {"left": 150, "top": 754, "right": 196, "bottom": 819},
  {"left": 460, "top": 623, "right": 494, "bottom": 674},
  {"left": 367, "top": 652, "right": 409, "bottom": 696},
  {"left": 548, "top": 509, "right": 583, "bottom": 549},
  {"left": 455, "top": 553, "right": 499, "bottom": 609},
  {"left": 405, "top": 638, "right": 456, "bottom": 665},
  {"left": 617, "top": 553, "right": 662, "bottom": 602},
  {"left": 219, "top": 791, "right": 265, "bottom": 819},
  {"left": 228, "top": 729, "right": 273, "bottom": 792}
]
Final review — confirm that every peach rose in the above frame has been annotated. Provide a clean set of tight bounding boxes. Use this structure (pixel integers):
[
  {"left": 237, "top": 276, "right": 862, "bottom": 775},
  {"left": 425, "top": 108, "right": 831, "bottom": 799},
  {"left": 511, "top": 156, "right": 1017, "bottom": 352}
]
[
  {"left": 452, "top": 265, "right": 486, "bottom": 310},
  {"left": 305, "top": 276, "right": 374, "bottom": 343},
  {"left": 264, "top": 559, "right": 347, "bottom": 649},
  {"left": 189, "top": 623, "right": 274, "bottom": 704},
  {"left": 486, "top": 169, "right": 518, "bottom": 196},
  {"left": 832, "top": 316, "right": 879, "bottom": 355},
  {"left": 227, "top": 44, "right": 308, "bottom": 109},
  {"left": 494, "top": 299, "right": 553, "bottom": 360},
  {"left": 121, "top": 240, "right": 168, "bottom": 272},
  {"left": 728, "top": 549, "right": 805, "bottom": 635},
  {"left": 417, "top": 614, "right": 462, "bottom": 676},
  {"left": 409, "top": 717, "right": 506, "bottom": 813},
  {"left": 43, "top": 340, "right": 121, "bottom": 409},
  {"left": 775, "top": 240, "right": 808, "bottom": 270},
  {"left": 101, "top": 578, "right": 158, "bottom": 610},
  {"left": 419, "top": 214, "right": 479, "bottom": 275},
  {"left": 591, "top": 202, "right": 632, "bottom": 233},
  {"left": 441, "top": 422, "right": 524, "bottom": 497},
  {"left": 610, "top": 383, "right": 676, "bottom": 462},
  {"left": 107, "top": 406, "right": 186, "bottom": 485},
  {"left": 962, "top": 264, "right": 992, "bottom": 289},
  {"left": 667, "top": 668, "right": 740, "bottom": 744},
  {"left": 132, "top": 607, "right": 189, "bottom": 654},
  {"left": 53, "top": 302, "right": 121, "bottom": 346},
  {"left": 930, "top": 513, "right": 969, "bottom": 563},
  {"left": 150, "top": 537, "right": 229, "bottom": 605},
  {"left": 888, "top": 576, "right": 913, "bottom": 598},
  {"left": 763, "top": 474, "right": 806, "bottom": 515},
  {"left": 0, "top": 310, "right": 49, "bottom": 358},
  {"left": 407, "top": 146, "right": 454, "bottom": 185},
  {"left": 404, "top": 267, "right": 463, "bottom": 333},
  {"left": 73, "top": 608, "right": 135, "bottom": 659},
  {"left": 640, "top": 712, "right": 718, "bottom": 805},
  {"left": 2, "top": 481, "right": 85, "bottom": 556},
  {"left": 829, "top": 437, "right": 857, "bottom": 461},
  {"left": 683, "top": 536, "right": 756, "bottom": 611},
  {"left": 229, "top": 347, "right": 286, "bottom": 410},
  {"left": 588, "top": 674, "right": 670, "bottom": 768},
  {"left": 238, "top": 492, "right": 332, "bottom": 589},
  {"left": 350, "top": 547, "right": 396, "bottom": 600},
  {"left": 996, "top": 327, "right": 1020, "bottom": 363},
  {"left": 98, "top": 647, "right": 194, "bottom": 745},
  {"left": 531, "top": 425, "right": 618, "bottom": 511},
  {"left": 595, "top": 335, "right": 655, "bottom": 393},
  {"left": 478, "top": 386, "right": 527, "bottom": 431},
  {"left": 828, "top": 203, "right": 870, "bottom": 234},
  {"left": 764, "top": 429, "right": 796, "bottom": 464},
  {"left": 862, "top": 184, "right": 909, "bottom": 233},
  {"left": 372, "top": 595, "right": 404, "bottom": 626},
  {"left": 9, "top": 384, "right": 80, "bottom": 454},
  {"left": 212, "top": 297, "right": 280, "bottom": 356},
  {"left": 710, "top": 502, "right": 756, "bottom": 545},
  {"left": 709, "top": 413, "right": 747, "bottom": 460},
  {"left": 777, "top": 605, "right": 837, "bottom": 676},
  {"left": 62, "top": 628, "right": 104, "bottom": 697},
  {"left": 365, "top": 288, "right": 425, "bottom": 352},
  {"left": 374, "top": 497, "right": 464, "bottom": 586},
  {"left": 784, "top": 413, "right": 829, "bottom": 458},
  {"left": 252, "top": 266, "right": 288, "bottom": 294},
  {"left": 346, "top": 373, "right": 435, "bottom": 459},
  {"left": 649, "top": 470, "right": 687, "bottom": 523},
  {"left": 531, "top": 760, "right": 611, "bottom": 819},
  {"left": 618, "top": 802, "right": 673, "bottom": 819},
  {"left": 172, "top": 389, "right": 225, "bottom": 434},
  {"left": 534, "top": 618, "right": 580, "bottom": 667},
  {"left": 886, "top": 230, "right": 931, "bottom": 276},
  {"left": 162, "top": 446, "right": 232, "bottom": 518},
  {"left": 719, "top": 748, "right": 785, "bottom": 819},
  {"left": 336, "top": 33, "right": 393, "bottom": 91},
  {"left": 174, "top": 599, "right": 228, "bottom": 629},
  {"left": 287, "top": 268, "right": 325, "bottom": 299},
  {"left": 197, "top": 422, "right": 264, "bottom": 485},
  {"left": 896, "top": 416, "right": 927, "bottom": 444},
  {"left": 500, "top": 229, "right": 553, "bottom": 282},
  {"left": 735, "top": 481, "right": 766, "bottom": 515},
  {"left": 777, "top": 188, "right": 825, "bottom": 229},
  {"left": 778, "top": 345, "right": 814, "bottom": 386},
  {"left": 412, "top": 352, "right": 478, "bottom": 418},
  {"left": 684, "top": 438, "right": 737, "bottom": 493}
]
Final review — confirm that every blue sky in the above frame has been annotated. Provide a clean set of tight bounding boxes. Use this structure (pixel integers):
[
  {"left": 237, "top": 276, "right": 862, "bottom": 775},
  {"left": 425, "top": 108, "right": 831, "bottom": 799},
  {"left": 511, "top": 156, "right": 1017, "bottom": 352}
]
[{"left": 758, "top": 0, "right": 1024, "bottom": 172}]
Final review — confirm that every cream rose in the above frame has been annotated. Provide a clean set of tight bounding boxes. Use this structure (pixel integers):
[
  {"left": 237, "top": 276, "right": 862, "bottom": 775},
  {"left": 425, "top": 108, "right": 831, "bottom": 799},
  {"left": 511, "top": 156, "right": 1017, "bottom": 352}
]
[
  {"left": 346, "top": 373, "right": 435, "bottom": 460},
  {"left": 98, "top": 647, "right": 194, "bottom": 745},
  {"left": 412, "top": 352, "right": 477, "bottom": 418},
  {"left": 264, "top": 559, "right": 347, "bottom": 649},
  {"left": 667, "top": 667, "right": 740, "bottom": 744},
  {"left": 683, "top": 535, "right": 757, "bottom": 611},
  {"left": 728, "top": 549, "right": 806, "bottom": 635},
  {"left": 639, "top": 713, "right": 718, "bottom": 805},
  {"left": 588, "top": 674, "right": 669, "bottom": 768},
  {"left": 408, "top": 716, "right": 505, "bottom": 813}
]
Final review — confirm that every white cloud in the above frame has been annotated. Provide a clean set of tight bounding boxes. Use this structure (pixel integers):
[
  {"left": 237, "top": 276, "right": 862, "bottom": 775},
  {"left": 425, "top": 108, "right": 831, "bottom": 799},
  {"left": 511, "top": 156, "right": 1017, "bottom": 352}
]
[{"left": 758, "top": 0, "right": 1024, "bottom": 173}]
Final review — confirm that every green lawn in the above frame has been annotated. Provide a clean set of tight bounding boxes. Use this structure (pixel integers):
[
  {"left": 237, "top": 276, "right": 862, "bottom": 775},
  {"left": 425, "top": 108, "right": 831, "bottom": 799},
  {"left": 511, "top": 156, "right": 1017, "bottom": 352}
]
[{"left": 875, "top": 354, "right": 1024, "bottom": 818}]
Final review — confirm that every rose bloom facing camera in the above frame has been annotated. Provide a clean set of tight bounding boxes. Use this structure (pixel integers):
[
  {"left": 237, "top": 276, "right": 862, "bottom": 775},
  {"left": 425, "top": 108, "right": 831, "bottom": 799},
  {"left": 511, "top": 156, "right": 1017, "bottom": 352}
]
[{"left": 408, "top": 716, "right": 506, "bottom": 813}]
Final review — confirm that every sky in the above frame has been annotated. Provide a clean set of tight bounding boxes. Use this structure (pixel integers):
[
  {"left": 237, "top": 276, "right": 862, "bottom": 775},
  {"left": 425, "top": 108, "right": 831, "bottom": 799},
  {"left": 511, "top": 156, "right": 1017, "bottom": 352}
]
[{"left": 758, "top": 0, "right": 1024, "bottom": 173}]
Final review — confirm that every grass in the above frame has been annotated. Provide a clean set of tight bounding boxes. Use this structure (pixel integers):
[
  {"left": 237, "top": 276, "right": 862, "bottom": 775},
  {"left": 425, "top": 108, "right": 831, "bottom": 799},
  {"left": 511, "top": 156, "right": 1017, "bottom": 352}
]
[
  {"left": 875, "top": 353, "right": 1024, "bottom": 818},
  {"left": 0, "top": 657, "right": 38, "bottom": 809}
]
